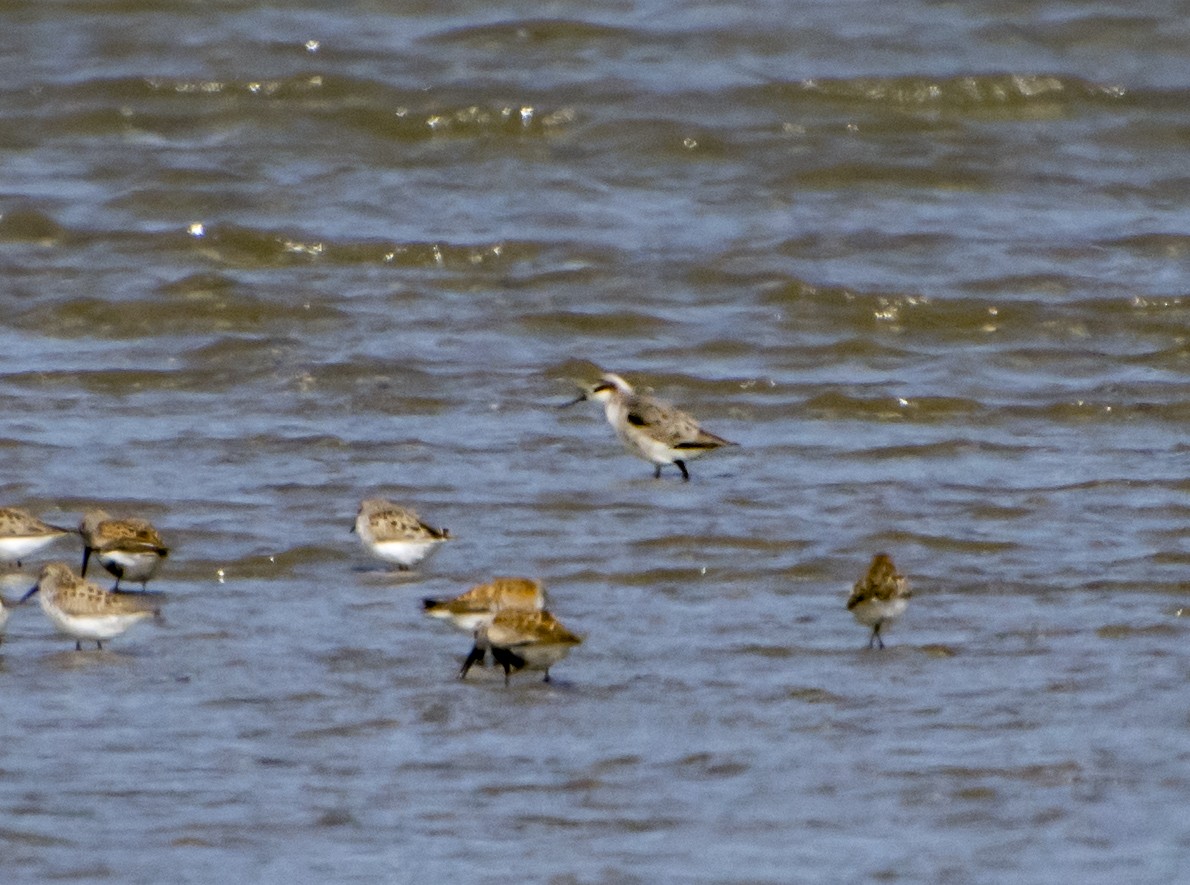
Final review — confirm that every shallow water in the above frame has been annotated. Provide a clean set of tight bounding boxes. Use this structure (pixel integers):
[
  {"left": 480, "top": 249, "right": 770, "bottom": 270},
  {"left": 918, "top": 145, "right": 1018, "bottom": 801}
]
[{"left": 1, "top": 1, "right": 1188, "bottom": 882}]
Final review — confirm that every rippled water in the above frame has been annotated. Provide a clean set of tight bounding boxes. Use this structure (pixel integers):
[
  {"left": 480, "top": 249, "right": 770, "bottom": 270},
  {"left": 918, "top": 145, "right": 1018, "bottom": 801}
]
[{"left": 1, "top": 2, "right": 1188, "bottom": 882}]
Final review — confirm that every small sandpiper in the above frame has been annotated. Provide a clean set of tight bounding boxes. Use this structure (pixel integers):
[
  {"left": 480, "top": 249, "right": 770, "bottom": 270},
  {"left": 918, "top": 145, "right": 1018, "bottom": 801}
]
[
  {"left": 21, "top": 562, "right": 160, "bottom": 651},
  {"left": 847, "top": 552, "right": 911, "bottom": 649},
  {"left": 564, "top": 372, "right": 736, "bottom": 481},
  {"left": 352, "top": 498, "right": 451, "bottom": 571},
  {"left": 460, "top": 609, "right": 582, "bottom": 684},
  {"left": 423, "top": 576, "right": 546, "bottom": 633},
  {"left": 0, "top": 507, "right": 72, "bottom": 567},
  {"left": 79, "top": 510, "right": 170, "bottom": 592}
]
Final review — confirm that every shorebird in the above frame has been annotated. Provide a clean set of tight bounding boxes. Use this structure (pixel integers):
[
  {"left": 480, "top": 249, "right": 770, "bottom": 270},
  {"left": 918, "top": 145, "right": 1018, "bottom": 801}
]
[
  {"left": 352, "top": 498, "right": 450, "bottom": 571},
  {"left": 847, "top": 552, "right": 911, "bottom": 649},
  {"left": 21, "top": 562, "right": 159, "bottom": 651},
  {"left": 423, "top": 576, "right": 546, "bottom": 633},
  {"left": 564, "top": 372, "right": 736, "bottom": 480},
  {"left": 460, "top": 609, "right": 582, "bottom": 684},
  {"left": 0, "top": 507, "right": 72, "bottom": 567},
  {"left": 79, "top": 510, "right": 169, "bottom": 592}
]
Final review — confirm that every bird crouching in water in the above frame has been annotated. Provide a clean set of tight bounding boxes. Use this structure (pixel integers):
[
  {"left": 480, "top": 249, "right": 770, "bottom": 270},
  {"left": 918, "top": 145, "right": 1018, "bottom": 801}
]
[
  {"left": 847, "top": 552, "right": 911, "bottom": 649},
  {"left": 422, "top": 576, "right": 546, "bottom": 633},
  {"left": 459, "top": 609, "right": 582, "bottom": 685},
  {"left": 562, "top": 372, "right": 737, "bottom": 481},
  {"left": 79, "top": 510, "right": 169, "bottom": 593}
]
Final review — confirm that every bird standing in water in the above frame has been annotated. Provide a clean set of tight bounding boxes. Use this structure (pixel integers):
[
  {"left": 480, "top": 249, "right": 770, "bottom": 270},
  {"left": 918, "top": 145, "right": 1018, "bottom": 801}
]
[
  {"left": 564, "top": 372, "right": 736, "bottom": 481},
  {"left": 847, "top": 552, "right": 911, "bottom": 649}
]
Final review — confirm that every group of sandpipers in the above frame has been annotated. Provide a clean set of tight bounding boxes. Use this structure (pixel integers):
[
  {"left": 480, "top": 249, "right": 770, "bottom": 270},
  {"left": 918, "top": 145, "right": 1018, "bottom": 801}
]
[
  {"left": 351, "top": 371, "right": 913, "bottom": 683},
  {"left": 0, "top": 508, "right": 169, "bottom": 650},
  {"left": 350, "top": 499, "right": 584, "bottom": 684},
  {"left": 0, "top": 371, "right": 912, "bottom": 678}
]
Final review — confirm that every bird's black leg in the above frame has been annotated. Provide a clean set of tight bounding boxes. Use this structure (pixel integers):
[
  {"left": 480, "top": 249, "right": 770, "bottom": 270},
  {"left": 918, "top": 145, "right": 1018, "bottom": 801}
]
[
  {"left": 871, "top": 623, "right": 885, "bottom": 650},
  {"left": 653, "top": 464, "right": 662, "bottom": 479},
  {"left": 676, "top": 460, "right": 690, "bottom": 481},
  {"left": 491, "top": 648, "right": 525, "bottom": 685},
  {"left": 81, "top": 547, "right": 92, "bottom": 577},
  {"left": 459, "top": 644, "right": 485, "bottom": 679},
  {"left": 542, "top": 670, "right": 552, "bottom": 683},
  {"left": 97, "top": 640, "right": 103, "bottom": 651},
  {"left": 75, "top": 640, "right": 82, "bottom": 651}
]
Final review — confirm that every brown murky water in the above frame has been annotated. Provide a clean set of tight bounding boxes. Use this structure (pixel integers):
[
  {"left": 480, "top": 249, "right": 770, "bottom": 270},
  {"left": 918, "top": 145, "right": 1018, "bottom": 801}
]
[{"left": 1, "top": 2, "right": 1188, "bottom": 882}]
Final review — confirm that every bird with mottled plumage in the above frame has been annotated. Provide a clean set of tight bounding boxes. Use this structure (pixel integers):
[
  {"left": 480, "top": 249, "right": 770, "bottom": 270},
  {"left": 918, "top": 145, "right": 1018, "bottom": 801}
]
[
  {"left": 352, "top": 498, "right": 450, "bottom": 571},
  {"left": 0, "top": 507, "right": 72, "bottom": 567},
  {"left": 565, "top": 372, "right": 736, "bottom": 481},
  {"left": 21, "top": 562, "right": 159, "bottom": 651},
  {"left": 423, "top": 576, "right": 546, "bottom": 633},
  {"left": 79, "top": 510, "right": 169, "bottom": 592},
  {"left": 847, "top": 552, "right": 911, "bottom": 649},
  {"left": 460, "top": 608, "right": 582, "bottom": 684}
]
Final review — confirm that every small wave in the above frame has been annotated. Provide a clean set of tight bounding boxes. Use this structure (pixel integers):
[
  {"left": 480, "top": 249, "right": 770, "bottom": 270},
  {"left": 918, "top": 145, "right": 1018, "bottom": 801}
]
[
  {"left": 804, "top": 392, "right": 984, "bottom": 422},
  {"left": 1010, "top": 399, "right": 1190, "bottom": 424},
  {"left": 13, "top": 287, "right": 343, "bottom": 340},
  {"left": 424, "top": 18, "right": 634, "bottom": 47},
  {"left": 741, "top": 73, "right": 1128, "bottom": 112},
  {"left": 794, "top": 162, "right": 996, "bottom": 190},
  {"left": 10, "top": 213, "right": 532, "bottom": 278},
  {"left": 0, "top": 205, "right": 66, "bottom": 243},
  {"left": 167, "top": 223, "right": 532, "bottom": 270},
  {"left": 632, "top": 533, "right": 799, "bottom": 555},
  {"left": 880, "top": 529, "right": 1020, "bottom": 555},
  {"left": 520, "top": 309, "right": 673, "bottom": 337},
  {"left": 1096, "top": 623, "right": 1178, "bottom": 639},
  {"left": 17, "top": 74, "right": 580, "bottom": 144},
  {"left": 6, "top": 367, "right": 208, "bottom": 395},
  {"left": 342, "top": 101, "right": 578, "bottom": 141},
  {"left": 1100, "top": 233, "right": 1190, "bottom": 260}
]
